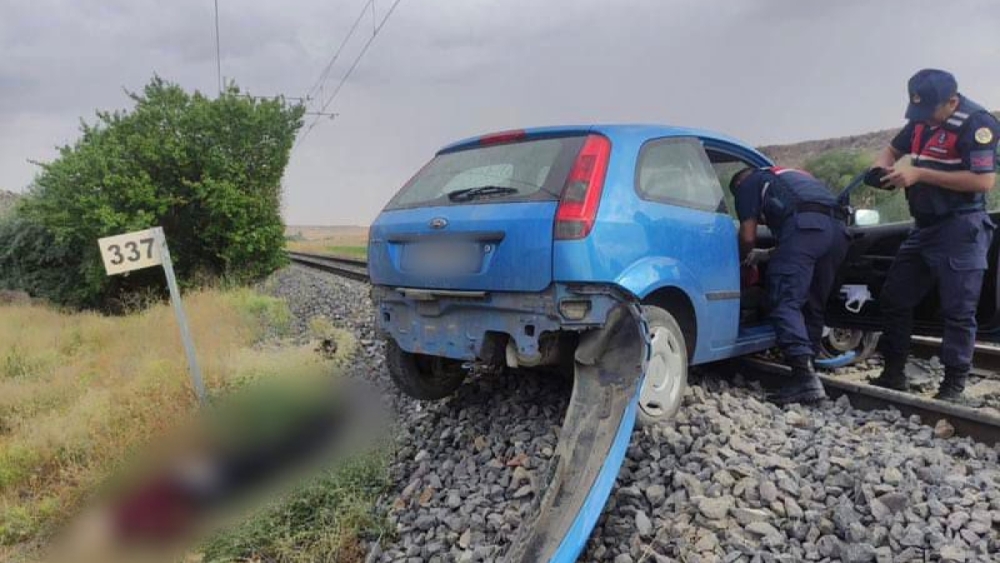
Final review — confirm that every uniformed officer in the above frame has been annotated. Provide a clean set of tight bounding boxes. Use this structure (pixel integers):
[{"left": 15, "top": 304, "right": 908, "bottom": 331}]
[
  {"left": 730, "top": 166, "right": 850, "bottom": 404},
  {"left": 869, "top": 69, "right": 999, "bottom": 401}
]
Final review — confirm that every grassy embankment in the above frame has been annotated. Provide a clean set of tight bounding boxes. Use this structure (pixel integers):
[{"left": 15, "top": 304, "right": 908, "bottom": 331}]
[{"left": 0, "top": 288, "right": 389, "bottom": 562}]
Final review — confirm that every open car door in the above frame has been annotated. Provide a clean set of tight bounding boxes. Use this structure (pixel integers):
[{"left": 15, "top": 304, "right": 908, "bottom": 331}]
[{"left": 825, "top": 211, "right": 1000, "bottom": 343}]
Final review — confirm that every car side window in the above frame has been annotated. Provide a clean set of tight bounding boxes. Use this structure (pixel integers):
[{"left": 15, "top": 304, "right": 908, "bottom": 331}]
[{"left": 635, "top": 137, "right": 725, "bottom": 211}]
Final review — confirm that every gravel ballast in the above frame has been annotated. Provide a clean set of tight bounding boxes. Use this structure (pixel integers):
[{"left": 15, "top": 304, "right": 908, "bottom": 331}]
[{"left": 265, "top": 265, "right": 1000, "bottom": 562}]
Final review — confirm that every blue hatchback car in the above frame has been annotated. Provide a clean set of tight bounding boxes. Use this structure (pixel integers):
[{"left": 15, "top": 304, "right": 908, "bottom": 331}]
[{"left": 367, "top": 124, "right": 1000, "bottom": 425}]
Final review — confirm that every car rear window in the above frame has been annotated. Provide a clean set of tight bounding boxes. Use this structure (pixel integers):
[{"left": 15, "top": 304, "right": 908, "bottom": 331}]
[{"left": 385, "top": 135, "right": 586, "bottom": 210}]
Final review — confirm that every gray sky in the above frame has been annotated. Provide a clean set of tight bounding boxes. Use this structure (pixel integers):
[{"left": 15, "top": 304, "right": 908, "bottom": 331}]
[{"left": 2, "top": 0, "right": 998, "bottom": 226}]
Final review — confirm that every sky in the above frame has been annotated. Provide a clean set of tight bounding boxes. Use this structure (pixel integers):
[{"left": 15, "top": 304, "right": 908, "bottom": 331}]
[{"left": 1, "top": 0, "right": 998, "bottom": 226}]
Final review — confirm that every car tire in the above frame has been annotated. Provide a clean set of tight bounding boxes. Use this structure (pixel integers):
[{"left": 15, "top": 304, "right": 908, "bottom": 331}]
[
  {"left": 637, "top": 305, "right": 689, "bottom": 428},
  {"left": 385, "top": 338, "right": 467, "bottom": 400},
  {"left": 818, "top": 328, "right": 879, "bottom": 365}
]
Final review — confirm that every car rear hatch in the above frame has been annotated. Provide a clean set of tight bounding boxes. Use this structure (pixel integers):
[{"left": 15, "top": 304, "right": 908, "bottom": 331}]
[{"left": 369, "top": 129, "right": 610, "bottom": 292}]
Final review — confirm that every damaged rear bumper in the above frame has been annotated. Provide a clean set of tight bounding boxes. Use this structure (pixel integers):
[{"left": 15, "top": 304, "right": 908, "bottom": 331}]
[{"left": 372, "top": 283, "right": 635, "bottom": 363}]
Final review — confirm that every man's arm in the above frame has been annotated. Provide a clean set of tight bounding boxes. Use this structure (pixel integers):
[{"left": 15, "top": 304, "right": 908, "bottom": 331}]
[
  {"left": 873, "top": 145, "right": 903, "bottom": 169},
  {"left": 739, "top": 219, "right": 757, "bottom": 260},
  {"left": 875, "top": 122, "right": 915, "bottom": 170},
  {"left": 888, "top": 168, "right": 995, "bottom": 193}
]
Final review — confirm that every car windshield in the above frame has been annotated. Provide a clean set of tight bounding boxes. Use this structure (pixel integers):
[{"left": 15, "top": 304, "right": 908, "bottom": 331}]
[{"left": 385, "top": 135, "right": 585, "bottom": 209}]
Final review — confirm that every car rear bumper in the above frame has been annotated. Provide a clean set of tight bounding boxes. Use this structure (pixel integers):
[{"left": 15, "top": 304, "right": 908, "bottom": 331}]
[{"left": 371, "top": 283, "right": 633, "bottom": 362}]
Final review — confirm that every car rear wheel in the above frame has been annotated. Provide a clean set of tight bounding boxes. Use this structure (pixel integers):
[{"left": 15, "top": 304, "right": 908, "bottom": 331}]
[
  {"left": 637, "top": 305, "right": 688, "bottom": 427},
  {"left": 385, "top": 338, "right": 467, "bottom": 400}
]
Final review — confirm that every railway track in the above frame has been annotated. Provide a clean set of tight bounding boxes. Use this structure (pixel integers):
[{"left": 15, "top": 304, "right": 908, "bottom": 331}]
[
  {"left": 739, "top": 357, "right": 1000, "bottom": 446},
  {"left": 911, "top": 334, "right": 1000, "bottom": 380},
  {"left": 287, "top": 250, "right": 1000, "bottom": 445},
  {"left": 286, "top": 250, "right": 370, "bottom": 282}
]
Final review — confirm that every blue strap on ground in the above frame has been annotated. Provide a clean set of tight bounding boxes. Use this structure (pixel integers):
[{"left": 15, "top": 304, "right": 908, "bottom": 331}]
[
  {"left": 547, "top": 388, "right": 641, "bottom": 563},
  {"left": 814, "top": 350, "right": 856, "bottom": 369}
]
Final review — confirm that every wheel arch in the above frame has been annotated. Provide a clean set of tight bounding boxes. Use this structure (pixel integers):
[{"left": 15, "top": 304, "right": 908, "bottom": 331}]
[{"left": 641, "top": 286, "right": 697, "bottom": 358}]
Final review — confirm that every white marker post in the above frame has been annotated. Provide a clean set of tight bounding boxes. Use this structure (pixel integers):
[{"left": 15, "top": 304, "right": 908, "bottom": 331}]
[{"left": 97, "top": 227, "right": 206, "bottom": 404}]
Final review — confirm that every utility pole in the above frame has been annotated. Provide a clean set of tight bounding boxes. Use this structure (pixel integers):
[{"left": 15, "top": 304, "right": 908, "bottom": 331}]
[{"left": 214, "top": 0, "right": 222, "bottom": 95}]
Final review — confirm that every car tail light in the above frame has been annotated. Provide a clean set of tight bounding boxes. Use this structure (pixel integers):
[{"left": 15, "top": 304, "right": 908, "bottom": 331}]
[
  {"left": 555, "top": 134, "right": 611, "bottom": 240},
  {"left": 479, "top": 129, "right": 526, "bottom": 145}
]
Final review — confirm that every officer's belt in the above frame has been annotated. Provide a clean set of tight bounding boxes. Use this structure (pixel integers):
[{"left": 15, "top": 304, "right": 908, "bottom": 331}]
[
  {"left": 795, "top": 202, "right": 848, "bottom": 222},
  {"left": 913, "top": 207, "right": 984, "bottom": 229}
]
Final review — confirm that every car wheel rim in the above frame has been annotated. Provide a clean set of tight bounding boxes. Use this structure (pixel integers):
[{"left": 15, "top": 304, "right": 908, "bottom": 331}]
[
  {"left": 639, "top": 326, "right": 685, "bottom": 421},
  {"left": 822, "top": 327, "right": 863, "bottom": 354}
]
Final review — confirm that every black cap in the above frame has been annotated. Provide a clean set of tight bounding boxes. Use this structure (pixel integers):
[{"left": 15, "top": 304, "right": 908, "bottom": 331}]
[{"left": 905, "top": 69, "right": 958, "bottom": 122}]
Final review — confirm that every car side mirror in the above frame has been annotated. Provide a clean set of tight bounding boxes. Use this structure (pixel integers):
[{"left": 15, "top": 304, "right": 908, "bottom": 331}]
[{"left": 854, "top": 209, "right": 880, "bottom": 227}]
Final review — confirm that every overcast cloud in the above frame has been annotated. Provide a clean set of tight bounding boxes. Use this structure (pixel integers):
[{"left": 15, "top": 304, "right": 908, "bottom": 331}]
[{"left": 1, "top": 0, "right": 998, "bottom": 225}]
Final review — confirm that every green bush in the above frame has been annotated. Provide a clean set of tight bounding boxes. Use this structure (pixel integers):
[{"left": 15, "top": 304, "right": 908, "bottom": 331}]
[
  {"left": 0, "top": 214, "right": 86, "bottom": 305},
  {"left": 2, "top": 76, "right": 304, "bottom": 308},
  {"left": 803, "top": 149, "right": 911, "bottom": 224}
]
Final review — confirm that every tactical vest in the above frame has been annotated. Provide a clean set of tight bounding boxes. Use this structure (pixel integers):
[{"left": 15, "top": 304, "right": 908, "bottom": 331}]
[{"left": 906, "top": 97, "right": 991, "bottom": 220}]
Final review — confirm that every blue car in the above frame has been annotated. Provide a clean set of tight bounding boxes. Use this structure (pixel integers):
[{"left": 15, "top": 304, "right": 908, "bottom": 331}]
[{"left": 366, "top": 124, "right": 1000, "bottom": 425}]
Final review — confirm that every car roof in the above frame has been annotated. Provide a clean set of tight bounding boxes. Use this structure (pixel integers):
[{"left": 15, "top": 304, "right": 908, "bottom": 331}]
[{"left": 438, "top": 124, "right": 771, "bottom": 163}]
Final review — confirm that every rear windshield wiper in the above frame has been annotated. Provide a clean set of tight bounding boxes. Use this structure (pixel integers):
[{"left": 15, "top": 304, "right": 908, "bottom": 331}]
[{"left": 446, "top": 185, "right": 519, "bottom": 202}]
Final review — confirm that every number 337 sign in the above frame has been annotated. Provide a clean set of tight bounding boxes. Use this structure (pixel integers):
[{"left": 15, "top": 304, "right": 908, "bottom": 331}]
[
  {"left": 97, "top": 226, "right": 206, "bottom": 403},
  {"left": 98, "top": 227, "right": 163, "bottom": 275}
]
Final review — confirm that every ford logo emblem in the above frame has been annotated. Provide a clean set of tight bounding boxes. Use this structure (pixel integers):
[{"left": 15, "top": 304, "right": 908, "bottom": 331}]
[{"left": 429, "top": 217, "right": 448, "bottom": 229}]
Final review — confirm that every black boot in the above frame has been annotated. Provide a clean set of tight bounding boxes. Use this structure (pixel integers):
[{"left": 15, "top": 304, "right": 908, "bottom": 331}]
[
  {"left": 933, "top": 368, "right": 967, "bottom": 402},
  {"left": 870, "top": 355, "right": 907, "bottom": 391},
  {"left": 769, "top": 356, "right": 827, "bottom": 405}
]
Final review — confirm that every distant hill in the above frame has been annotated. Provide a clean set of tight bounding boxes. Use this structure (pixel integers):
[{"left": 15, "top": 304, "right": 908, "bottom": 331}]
[{"left": 758, "top": 111, "right": 1000, "bottom": 168}]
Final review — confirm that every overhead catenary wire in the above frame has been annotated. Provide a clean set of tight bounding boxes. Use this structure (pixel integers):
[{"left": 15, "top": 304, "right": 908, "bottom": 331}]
[
  {"left": 303, "top": 0, "right": 376, "bottom": 105},
  {"left": 314, "top": 0, "right": 401, "bottom": 113},
  {"left": 295, "top": 0, "right": 404, "bottom": 149}
]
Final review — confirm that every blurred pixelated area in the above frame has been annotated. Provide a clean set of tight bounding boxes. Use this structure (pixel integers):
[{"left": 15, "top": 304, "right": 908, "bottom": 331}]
[
  {"left": 1, "top": 289, "right": 389, "bottom": 563},
  {"left": 46, "top": 377, "right": 389, "bottom": 563}
]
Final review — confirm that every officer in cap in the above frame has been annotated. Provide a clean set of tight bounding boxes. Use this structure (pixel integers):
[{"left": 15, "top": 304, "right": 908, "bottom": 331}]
[
  {"left": 730, "top": 166, "right": 850, "bottom": 404},
  {"left": 869, "top": 69, "right": 999, "bottom": 401}
]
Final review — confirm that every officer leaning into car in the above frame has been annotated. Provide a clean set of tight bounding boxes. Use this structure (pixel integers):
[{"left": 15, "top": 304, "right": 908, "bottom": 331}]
[
  {"left": 729, "top": 166, "right": 850, "bottom": 404},
  {"left": 868, "top": 69, "right": 1000, "bottom": 401}
]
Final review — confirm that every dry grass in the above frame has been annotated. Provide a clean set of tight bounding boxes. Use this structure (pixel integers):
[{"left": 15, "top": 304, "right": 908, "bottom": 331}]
[
  {"left": 284, "top": 226, "right": 367, "bottom": 245},
  {"left": 284, "top": 225, "right": 368, "bottom": 259},
  {"left": 0, "top": 288, "right": 346, "bottom": 549},
  {"left": 285, "top": 241, "right": 368, "bottom": 259},
  {"left": 283, "top": 225, "right": 367, "bottom": 242}
]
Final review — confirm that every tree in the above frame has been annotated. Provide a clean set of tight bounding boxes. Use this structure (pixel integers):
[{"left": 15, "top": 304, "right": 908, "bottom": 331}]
[{"left": 3, "top": 77, "right": 305, "bottom": 308}]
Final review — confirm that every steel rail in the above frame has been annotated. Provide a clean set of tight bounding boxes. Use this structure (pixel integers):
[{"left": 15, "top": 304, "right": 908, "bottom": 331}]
[
  {"left": 909, "top": 335, "right": 1000, "bottom": 379},
  {"left": 740, "top": 357, "right": 1000, "bottom": 446},
  {"left": 286, "top": 251, "right": 370, "bottom": 282}
]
